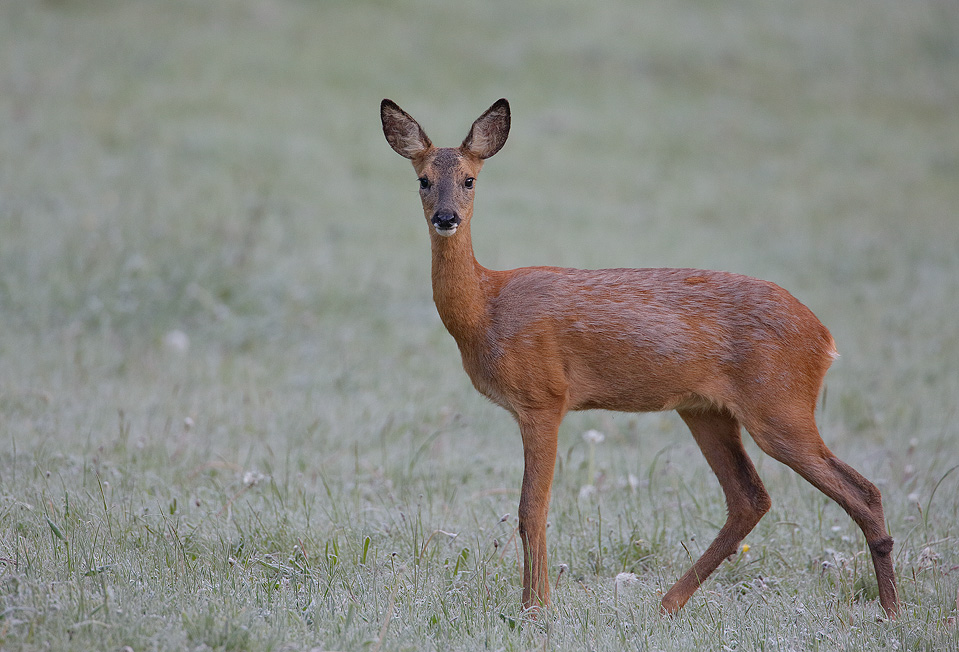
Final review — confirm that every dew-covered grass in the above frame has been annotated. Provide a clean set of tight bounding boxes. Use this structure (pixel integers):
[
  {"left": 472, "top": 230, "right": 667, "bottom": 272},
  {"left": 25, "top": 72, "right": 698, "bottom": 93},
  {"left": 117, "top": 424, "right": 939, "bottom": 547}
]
[{"left": 1, "top": 1, "right": 957, "bottom": 649}]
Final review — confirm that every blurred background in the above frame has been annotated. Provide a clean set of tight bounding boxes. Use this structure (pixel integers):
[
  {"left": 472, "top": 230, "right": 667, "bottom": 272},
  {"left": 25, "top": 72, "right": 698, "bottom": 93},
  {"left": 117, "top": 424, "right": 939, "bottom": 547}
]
[{"left": 2, "top": 0, "right": 956, "bottom": 453}]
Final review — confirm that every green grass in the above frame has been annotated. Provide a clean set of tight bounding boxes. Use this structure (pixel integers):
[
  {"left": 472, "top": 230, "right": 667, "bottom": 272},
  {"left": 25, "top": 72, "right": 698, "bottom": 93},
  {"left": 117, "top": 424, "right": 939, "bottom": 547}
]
[{"left": 1, "top": 0, "right": 958, "bottom": 649}]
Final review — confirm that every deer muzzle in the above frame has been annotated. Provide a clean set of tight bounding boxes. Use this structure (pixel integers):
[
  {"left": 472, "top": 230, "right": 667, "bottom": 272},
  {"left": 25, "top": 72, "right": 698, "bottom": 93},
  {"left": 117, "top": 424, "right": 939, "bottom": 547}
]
[{"left": 431, "top": 211, "right": 461, "bottom": 236}]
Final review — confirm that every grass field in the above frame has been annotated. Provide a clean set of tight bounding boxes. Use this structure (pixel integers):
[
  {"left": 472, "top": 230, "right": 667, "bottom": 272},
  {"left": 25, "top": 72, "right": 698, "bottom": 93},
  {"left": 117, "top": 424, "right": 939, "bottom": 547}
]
[{"left": 1, "top": 0, "right": 958, "bottom": 649}]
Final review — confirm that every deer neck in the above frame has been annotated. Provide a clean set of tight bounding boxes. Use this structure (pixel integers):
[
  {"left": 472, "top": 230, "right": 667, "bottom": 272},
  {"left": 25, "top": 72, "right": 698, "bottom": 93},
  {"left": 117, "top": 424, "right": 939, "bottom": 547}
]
[{"left": 430, "top": 226, "right": 490, "bottom": 341}]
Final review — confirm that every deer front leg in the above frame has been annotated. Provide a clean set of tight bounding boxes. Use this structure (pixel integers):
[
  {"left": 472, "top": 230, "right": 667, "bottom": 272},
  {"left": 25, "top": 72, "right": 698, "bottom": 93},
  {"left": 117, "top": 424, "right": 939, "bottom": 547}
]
[{"left": 516, "top": 409, "right": 562, "bottom": 613}]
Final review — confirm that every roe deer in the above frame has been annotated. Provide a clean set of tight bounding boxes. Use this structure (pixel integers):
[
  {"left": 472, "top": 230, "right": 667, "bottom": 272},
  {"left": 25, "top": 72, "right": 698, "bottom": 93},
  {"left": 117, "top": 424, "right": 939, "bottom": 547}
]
[{"left": 380, "top": 98, "right": 899, "bottom": 618}]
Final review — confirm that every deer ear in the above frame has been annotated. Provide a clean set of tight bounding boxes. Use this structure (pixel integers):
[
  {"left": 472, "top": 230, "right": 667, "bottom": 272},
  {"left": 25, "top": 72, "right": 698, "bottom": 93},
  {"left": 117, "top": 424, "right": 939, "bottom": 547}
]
[
  {"left": 381, "top": 99, "right": 433, "bottom": 159},
  {"left": 461, "top": 99, "right": 510, "bottom": 160}
]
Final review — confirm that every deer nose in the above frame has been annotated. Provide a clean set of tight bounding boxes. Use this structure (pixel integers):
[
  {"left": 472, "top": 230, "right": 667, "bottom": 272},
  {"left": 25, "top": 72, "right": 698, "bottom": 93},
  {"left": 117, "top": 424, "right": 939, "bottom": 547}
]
[{"left": 431, "top": 211, "right": 461, "bottom": 234}]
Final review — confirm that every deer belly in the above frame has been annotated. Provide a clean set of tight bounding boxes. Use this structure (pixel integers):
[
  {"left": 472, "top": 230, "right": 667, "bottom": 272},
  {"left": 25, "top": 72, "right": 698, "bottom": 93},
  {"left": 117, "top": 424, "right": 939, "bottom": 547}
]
[
  {"left": 565, "top": 360, "right": 692, "bottom": 412},
  {"left": 560, "top": 331, "right": 713, "bottom": 413}
]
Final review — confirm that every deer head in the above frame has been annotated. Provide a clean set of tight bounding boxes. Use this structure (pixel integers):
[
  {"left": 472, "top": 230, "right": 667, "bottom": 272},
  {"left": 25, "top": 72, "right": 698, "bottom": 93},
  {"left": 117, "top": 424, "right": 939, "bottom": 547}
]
[{"left": 381, "top": 99, "right": 510, "bottom": 237}]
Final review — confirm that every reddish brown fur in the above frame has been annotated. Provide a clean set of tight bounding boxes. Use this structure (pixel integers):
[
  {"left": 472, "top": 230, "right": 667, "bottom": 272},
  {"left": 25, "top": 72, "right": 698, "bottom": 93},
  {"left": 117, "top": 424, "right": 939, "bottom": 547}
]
[{"left": 381, "top": 98, "right": 899, "bottom": 618}]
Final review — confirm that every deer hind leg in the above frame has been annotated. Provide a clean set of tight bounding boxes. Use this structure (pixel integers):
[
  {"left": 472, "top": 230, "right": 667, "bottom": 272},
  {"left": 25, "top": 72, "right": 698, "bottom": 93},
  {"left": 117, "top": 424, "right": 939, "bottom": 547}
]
[
  {"left": 515, "top": 408, "right": 563, "bottom": 613},
  {"left": 662, "top": 408, "right": 772, "bottom": 614},
  {"left": 744, "top": 412, "right": 899, "bottom": 617}
]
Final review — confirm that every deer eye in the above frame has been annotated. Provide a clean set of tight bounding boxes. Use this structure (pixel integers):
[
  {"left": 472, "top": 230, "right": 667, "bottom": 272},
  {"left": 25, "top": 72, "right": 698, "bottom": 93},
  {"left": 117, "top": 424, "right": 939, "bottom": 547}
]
[
  {"left": 464, "top": 177, "right": 475, "bottom": 189},
  {"left": 418, "top": 177, "right": 430, "bottom": 190}
]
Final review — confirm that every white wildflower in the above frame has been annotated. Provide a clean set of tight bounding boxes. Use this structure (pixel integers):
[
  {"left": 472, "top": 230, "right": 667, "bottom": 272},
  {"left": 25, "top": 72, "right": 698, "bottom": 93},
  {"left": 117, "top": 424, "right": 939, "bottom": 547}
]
[
  {"left": 614, "top": 572, "right": 639, "bottom": 588},
  {"left": 163, "top": 329, "right": 190, "bottom": 353},
  {"left": 582, "top": 429, "right": 605, "bottom": 445},
  {"left": 613, "top": 571, "right": 639, "bottom": 606}
]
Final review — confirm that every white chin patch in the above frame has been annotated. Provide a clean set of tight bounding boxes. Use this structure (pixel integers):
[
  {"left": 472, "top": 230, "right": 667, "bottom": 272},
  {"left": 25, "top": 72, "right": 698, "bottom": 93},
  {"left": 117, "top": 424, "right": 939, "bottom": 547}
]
[{"left": 434, "top": 225, "right": 458, "bottom": 237}]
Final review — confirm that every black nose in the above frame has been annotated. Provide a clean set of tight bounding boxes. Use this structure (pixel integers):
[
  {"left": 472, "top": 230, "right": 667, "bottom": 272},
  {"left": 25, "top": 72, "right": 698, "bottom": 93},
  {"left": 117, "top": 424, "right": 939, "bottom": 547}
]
[{"left": 431, "top": 211, "right": 461, "bottom": 230}]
